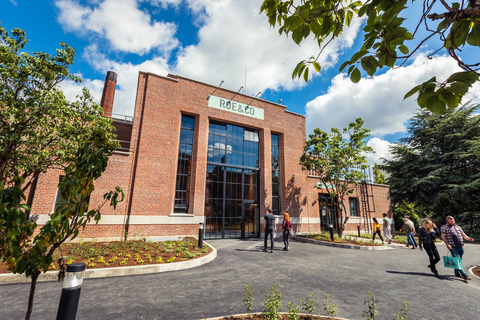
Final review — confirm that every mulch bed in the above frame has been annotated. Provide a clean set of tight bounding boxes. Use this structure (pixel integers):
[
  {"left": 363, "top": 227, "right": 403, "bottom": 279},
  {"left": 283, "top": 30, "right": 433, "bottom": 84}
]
[
  {"left": 222, "top": 315, "right": 336, "bottom": 319},
  {"left": 0, "top": 237, "right": 212, "bottom": 274},
  {"left": 300, "top": 235, "right": 381, "bottom": 246},
  {"left": 472, "top": 266, "right": 480, "bottom": 278}
]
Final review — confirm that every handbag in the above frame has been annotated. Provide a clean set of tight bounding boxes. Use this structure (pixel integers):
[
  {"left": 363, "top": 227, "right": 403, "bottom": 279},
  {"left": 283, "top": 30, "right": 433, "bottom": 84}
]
[{"left": 443, "top": 251, "right": 463, "bottom": 269}]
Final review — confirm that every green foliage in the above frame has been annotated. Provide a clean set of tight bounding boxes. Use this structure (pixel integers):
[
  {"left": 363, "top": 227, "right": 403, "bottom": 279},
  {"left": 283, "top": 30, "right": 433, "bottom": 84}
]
[
  {"left": 382, "top": 105, "right": 480, "bottom": 237},
  {"left": 0, "top": 26, "right": 119, "bottom": 189},
  {"left": 323, "top": 294, "right": 337, "bottom": 320},
  {"left": 391, "top": 201, "right": 422, "bottom": 230},
  {"left": 262, "top": 283, "right": 283, "bottom": 320},
  {"left": 0, "top": 25, "right": 124, "bottom": 320},
  {"left": 300, "top": 118, "right": 373, "bottom": 235},
  {"left": 287, "top": 302, "right": 301, "bottom": 320},
  {"left": 260, "top": 0, "right": 480, "bottom": 114},
  {"left": 393, "top": 301, "right": 410, "bottom": 320},
  {"left": 363, "top": 291, "right": 378, "bottom": 320},
  {"left": 372, "top": 164, "right": 386, "bottom": 185},
  {"left": 244, "top": 284, "right": 255, "bottom": 316},
  {"left": 301, "top": 293, "right": 317, "bottom": 319}
]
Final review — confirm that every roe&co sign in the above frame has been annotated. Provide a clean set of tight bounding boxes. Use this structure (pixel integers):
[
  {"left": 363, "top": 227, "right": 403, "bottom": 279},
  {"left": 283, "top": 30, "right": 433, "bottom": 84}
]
[{"left": 208, "top": 95, "right": 264, "bottom": 120}]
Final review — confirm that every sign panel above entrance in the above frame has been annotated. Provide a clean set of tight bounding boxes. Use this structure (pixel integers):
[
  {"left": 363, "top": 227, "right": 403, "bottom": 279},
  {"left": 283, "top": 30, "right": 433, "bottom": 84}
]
[{"left": 208, "top": 95, "right": 264, "bottom": 120}]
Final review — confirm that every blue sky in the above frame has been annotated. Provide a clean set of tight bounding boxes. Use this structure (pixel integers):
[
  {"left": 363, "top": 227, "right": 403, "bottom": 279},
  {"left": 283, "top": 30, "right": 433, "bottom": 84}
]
[{"left": 2, "top": 0, "right": 480, "bottom": 166}]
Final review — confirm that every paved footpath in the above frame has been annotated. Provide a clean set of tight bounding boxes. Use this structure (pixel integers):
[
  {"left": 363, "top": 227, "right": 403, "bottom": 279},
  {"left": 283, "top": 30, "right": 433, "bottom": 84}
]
[{"left": 0, "top": 239, "right": 479, "bottom": 320}]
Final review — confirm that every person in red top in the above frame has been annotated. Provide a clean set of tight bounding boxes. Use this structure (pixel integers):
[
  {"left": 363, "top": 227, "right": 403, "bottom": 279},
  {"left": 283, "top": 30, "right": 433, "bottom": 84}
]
[
  {"left": 440, "top": 216, "right": 475, "bottom": 281},
  {"left": 282, "top": 212, "right": 292, "bottom": 251}
]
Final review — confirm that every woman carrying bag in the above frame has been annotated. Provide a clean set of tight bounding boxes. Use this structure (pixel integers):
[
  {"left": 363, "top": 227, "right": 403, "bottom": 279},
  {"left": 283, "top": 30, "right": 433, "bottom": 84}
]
[{"left": 418, "top": 219, "right": 441, "bottom": 278}]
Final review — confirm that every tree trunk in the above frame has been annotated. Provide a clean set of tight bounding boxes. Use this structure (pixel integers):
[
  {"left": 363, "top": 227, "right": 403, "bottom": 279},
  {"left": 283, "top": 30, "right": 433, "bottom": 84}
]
[
  {"left": 25, "top": 270, "right": 40, "bottom": 320},
  {"left": 338, "top": 199, "right": 349, "bottom": 237}
]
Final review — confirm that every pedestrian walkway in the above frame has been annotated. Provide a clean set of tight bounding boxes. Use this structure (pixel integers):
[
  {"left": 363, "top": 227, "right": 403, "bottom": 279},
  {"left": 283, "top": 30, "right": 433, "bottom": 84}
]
[{"left": 0, "top": 239, "right": 478, "bottom": 320}]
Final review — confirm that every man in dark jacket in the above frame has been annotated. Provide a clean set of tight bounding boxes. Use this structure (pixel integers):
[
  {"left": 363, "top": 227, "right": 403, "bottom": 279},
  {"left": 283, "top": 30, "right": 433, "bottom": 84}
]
[{"left": 264, "top": 209, "right": 276, "bottom": 253}]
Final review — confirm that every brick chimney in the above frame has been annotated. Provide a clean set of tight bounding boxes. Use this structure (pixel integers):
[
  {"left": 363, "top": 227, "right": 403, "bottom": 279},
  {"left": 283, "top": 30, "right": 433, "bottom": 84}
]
[{"left": 100, "top": 71, "right": 117, "bottom": 117}]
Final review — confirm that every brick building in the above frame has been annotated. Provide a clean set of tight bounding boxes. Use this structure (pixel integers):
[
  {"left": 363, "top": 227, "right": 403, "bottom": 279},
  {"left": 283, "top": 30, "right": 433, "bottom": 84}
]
[{"left": 29, "top": 71, "right": 392, "bottom": 240}]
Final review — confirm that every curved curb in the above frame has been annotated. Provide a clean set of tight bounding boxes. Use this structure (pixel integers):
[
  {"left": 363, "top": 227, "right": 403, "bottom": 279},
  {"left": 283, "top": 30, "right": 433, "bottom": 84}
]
[
  {"left": 0, "top": 242, "right": 217, "bottom": 285},
  {"left": 200, "top": 312, "right": 350, "bottom": 320},
  {"left": 291, "top": 236, "right": 394, "bottom": 250},
  {"left": 468, "top": 266, "right": 480, "bottom": 280}
]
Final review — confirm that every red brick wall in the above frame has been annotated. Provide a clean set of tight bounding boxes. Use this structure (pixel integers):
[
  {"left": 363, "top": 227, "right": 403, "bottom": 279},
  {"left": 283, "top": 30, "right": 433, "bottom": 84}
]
[
  {"left": 28, "top": 72, "right": 391, "bottom": 239},
  {"left": 305, "top": 176, "right": 392, "bottom": 234}
]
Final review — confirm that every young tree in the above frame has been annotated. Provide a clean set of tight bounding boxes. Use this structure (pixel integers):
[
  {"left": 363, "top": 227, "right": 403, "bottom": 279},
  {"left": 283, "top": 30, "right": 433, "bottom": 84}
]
[
  {"left": 260, "top": 0, "right": 480, "bottom": 115},
  {"left": 300, "top": 118, "right": 373, "bottom": 236},
  {"left": 382, "top": 104, "right": 480, "bottom": 236},
  {"left": 0, "top": 26, "right": 124, "bottom": 320},
  {"left": 373, "top": 163, "right": 386, "bottom": 184}
]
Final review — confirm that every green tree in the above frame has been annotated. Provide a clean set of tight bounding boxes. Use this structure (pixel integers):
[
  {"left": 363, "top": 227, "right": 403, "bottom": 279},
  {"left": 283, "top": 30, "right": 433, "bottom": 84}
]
[
  {"left": 300, "top": 118, "right": 374, "bottom": 236},
  {"left": 382, "top": 104, "right": 480, "bottom": 236},
  {"left": 0, "top": 26, "right": 124, "bottom": 320},
  {"left": 260, "top": 0, "right": 480, "bottom": 115},
  {"left": 391, "top": 200, "right": 423, "bottom": 230},
  {"left": 372, "top": 163, "right": 386, "bottom": 184}
]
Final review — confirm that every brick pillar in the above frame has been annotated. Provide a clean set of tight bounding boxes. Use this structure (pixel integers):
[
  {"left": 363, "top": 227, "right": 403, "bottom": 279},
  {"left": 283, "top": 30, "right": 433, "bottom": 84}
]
[{"left": 100, "top": 71, "right": 117, "bottom": 117}]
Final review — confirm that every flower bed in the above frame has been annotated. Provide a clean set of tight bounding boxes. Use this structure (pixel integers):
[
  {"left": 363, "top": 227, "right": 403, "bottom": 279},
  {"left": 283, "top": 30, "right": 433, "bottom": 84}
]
[
  {"left": 0, "top": 237, "right": 212, "bottom": 274},
  {"left": 299, "top": 233, "right": 382, "bottom": 246}
]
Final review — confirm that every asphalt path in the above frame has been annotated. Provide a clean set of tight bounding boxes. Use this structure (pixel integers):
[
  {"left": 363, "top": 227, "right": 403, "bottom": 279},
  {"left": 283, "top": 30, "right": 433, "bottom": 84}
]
[{"left": 0, "top": 239, "right": 479, "bottom": 320}]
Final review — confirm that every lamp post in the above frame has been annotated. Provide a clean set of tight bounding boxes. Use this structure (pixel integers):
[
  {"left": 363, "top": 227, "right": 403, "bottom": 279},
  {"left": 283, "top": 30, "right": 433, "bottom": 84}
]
[
  {"left": 198, "top": 222, "right": 204, "bottom": 248},
  {"left": 56, "top": 263, "right": 86, "bottom": 320},
  {"left": 329, "top": 224, "right": 334, "bottom": 242}
]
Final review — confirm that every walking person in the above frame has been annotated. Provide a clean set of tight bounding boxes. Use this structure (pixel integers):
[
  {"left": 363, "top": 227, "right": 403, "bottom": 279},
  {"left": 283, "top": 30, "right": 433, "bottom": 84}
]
[
  {"left": 405, "top": 216, "right": 418, "bottom": 248},
  {"left": 372, "top": 217, "right": 383, "bottom": 243},
  {"left": 400, "top": 218, "right": 417, "bottom": 249},
  {"left": 382, "top": 213, "right": 392, "bottom": 244},
  {"left": 440, "top": 216, "right": 475, "bottom": 281},
  {"left": 418, "top": 219, "right": 441, "bottom": 277},
  {"left": 263, "top": 209, "right": 276, "bottom": 253},
  {"left": 282, "top": 211, "right": 292, "bottom": 251}
]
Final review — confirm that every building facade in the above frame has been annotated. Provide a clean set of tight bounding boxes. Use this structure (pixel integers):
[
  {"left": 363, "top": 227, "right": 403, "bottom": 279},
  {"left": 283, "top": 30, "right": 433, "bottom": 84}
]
[{"left": 29, "top": 71, "right": 392, "bottom": 240}]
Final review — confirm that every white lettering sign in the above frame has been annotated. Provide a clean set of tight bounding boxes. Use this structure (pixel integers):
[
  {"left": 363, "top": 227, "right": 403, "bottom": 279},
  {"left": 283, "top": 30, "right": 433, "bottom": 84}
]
[
  {"left": 317, "top": 183, "right": 337, "bottom": 190},
  {"left": 208, "top": 95, "right": 264, "bottom": 120}
]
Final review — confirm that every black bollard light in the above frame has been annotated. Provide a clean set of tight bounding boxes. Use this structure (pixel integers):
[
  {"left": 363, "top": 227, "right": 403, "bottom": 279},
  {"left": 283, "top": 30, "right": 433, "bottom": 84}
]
[
  {"left": 357, "top": 225, "right": 361, "bottom": 237},
  {"left": 198, "top": 222, "right": 204, "bottom": 248},
  {"left": 329, "top": 224, "right": 334, "bottom": 242},
  {"left": 56, "top": 263, "right": 86, "bottom": 320}
]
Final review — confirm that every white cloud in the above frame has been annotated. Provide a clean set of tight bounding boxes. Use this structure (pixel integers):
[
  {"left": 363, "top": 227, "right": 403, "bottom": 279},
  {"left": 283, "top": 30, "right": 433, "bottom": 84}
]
[
  {"left": 174, "top": 0, "right": 363, "bottom": 96},
  {"left": 304, "top": 54, "right": 480, "bottom": 138},
  {"left": 366, "top": 137, "right": 393, "bottom": 167},
  {"left": 58, "top": 44, "right": 169, "bottom": 117},
  {"left": 148, "top": 0, "right": 183, "bottom": 9},
  {"left": 55, "top": 0, "right": 179, "bottom": 55}
]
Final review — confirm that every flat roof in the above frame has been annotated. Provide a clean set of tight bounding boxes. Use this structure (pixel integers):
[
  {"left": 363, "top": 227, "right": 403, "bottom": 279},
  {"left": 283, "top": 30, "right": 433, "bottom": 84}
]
[{"left": 138, "top": 71, "right": 306, "bottom": 119}]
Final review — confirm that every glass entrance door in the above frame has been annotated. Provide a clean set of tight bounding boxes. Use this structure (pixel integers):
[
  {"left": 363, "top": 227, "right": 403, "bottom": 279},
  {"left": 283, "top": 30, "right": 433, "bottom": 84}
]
[
  {"left": 319, "top": 194, "right": 338, "bottom": 232},
  {"left": 204, "top": 165, "right": 259, "bottom": 239},
  {"left": 204, "top": 121, "right": 260, "bottom": 239}
]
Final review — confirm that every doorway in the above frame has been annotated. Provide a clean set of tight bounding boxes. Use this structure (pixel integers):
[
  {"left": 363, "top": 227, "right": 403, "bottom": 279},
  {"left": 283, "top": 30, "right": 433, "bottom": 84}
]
[
  {"left": 204, "top": 166, "right": 260, "bottom": 239},
  {"left": 318, "top": 194, "right": 338, "bottom": 232}
]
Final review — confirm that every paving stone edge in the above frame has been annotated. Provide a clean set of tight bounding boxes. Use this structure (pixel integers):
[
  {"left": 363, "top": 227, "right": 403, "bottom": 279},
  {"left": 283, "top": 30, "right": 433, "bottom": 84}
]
[{"left": 0, "top": 242, "right": 217, "bottom": 285}]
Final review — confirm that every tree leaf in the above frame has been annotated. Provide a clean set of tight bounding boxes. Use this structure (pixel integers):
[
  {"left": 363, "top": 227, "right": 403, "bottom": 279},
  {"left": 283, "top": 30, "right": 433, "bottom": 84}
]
[
  {"left": 350, "top": 68, "right": 361, "bottom": 83},
  {"left": 404, "top": 85, "right": 421, "bottom": 100},
  {"left": 303, "top": 66, "right": 310, "bottom": 83},
  {"left": 398, "top": 45, "right": 409, "bottom": 55}
]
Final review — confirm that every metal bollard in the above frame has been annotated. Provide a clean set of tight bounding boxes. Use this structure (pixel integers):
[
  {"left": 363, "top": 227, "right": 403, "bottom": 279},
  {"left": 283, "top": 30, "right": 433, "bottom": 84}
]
[
  {"left": 198, "top": 222, "right": 204, "bottom": 248},
  {"left": 329, "top": 224, "right": 334, "bottom": 242},
  {"left": 56, "top": 263, "right": 86, "bottom": 320},
  {"left": 357, "top": 225, "right": 361, "bottom": 237}
]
